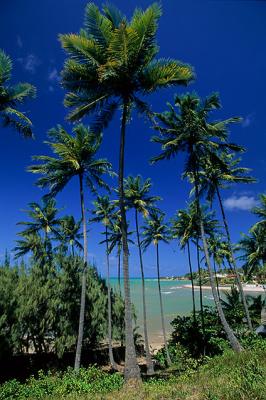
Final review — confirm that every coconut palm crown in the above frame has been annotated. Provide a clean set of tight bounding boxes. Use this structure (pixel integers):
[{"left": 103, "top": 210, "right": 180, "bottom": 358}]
[
  {"left": 0, "top": 50, "right": 36, "bottom": 137},
  {"left": 124, "top": 175, "right": 160, "bottom": 217},
  {"left": 59, "top": 3, "right": 194, "bottom": 127},
  {"left": 28, "top": 124, "right": 112, "bottom": 196}
]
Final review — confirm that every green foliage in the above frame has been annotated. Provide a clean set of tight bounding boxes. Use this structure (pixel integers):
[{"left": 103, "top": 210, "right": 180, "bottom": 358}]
[
  {"left": 0, "top": 49, "right": 36, "bottom": 137},
  {"left": 169, "top": 307, "right": 229, "bottom": 358},
  {"left": 59, "top": 3, "right": 193, "bottom": 129},
  {"left": 155, "top": 343, "right": 202, "bottom": 373},
  {"left": 0, "top": 367, "right": 123, "bottom": 399},
  {"left": 0, "top": 257, "right": 124, "bottom": 358},
  {"left": 28, "top": 124, "right": 113, "bottom": 198},
  {"left": 142, "top": 210, "right": 171, "bottom": 248}
]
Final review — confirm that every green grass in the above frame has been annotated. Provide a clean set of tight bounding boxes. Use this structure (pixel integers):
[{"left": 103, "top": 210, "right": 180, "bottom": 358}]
[{"left": 1, "top": 349, "right": 266, "bottom": 400}]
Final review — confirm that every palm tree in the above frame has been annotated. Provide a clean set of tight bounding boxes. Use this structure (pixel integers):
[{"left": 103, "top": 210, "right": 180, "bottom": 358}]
[
  {"left": 196, "top": 151, "right": 255, "bottom": 330},
  {"left": 57, "top": 215, "right": 83, "bottom": 256},
  {"left": 106, "top": 214, "right": 134, "bottom": 296},
  {"left": 91, "top": 195, "right": 118, "bottom": 370},
  {"left": 152, "top": 93, "right": 243, "bottom": 352},
  {"left": 17, "top": 198, "right": 60, "bottom": 261},
  {"left": 171, "top": 207, "right": 196, "bottom": 323},
  {"left": 124, "top": 175, "right": 160, "bottom": 375},
  {"left": 238, "top": 226, "right": 266, "bottom": 279},
  {"left": 0, "top": 50, "right": 36, "bottom": 136},
  {"left": 59, "top": 3, "right": 194, "bottom": 380},
  {"left": 251, "top": 193, "right": 266, "bottom": 231},
  {"left": 207, "top": 236, "right": 225, "bottom": 299},
  {"left": 13, "top": 231, "right": 45, "bottom": 262},
  {"left": 142, "top": 211, "right": 172, "bottom": 366},
  {"left": 107, "top": 215, "right": 123, "bottom": 294},
  {"left": 28, "top": 124, "right": 112, "bottom": 370}
]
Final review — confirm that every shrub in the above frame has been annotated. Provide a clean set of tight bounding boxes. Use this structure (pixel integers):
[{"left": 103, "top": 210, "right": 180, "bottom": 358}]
[{"left": 0, "top": 366, "right": 123, "bottom": 400}]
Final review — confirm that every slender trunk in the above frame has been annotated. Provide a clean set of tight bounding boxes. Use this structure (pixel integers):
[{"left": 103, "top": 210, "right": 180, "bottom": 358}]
[
  {"left": 193, "top": 169, "right": 242, "bottom": 353},
  {"left": 105, "top": 225, "right": 117, "bottom": 370},
  {"left": 118, "top": 246, "right": 121, "bottom": 296},
  {"left": 72, "top": 244, "right": 75, "bottom": 258},
  {"left": 135, "top": 210, "right": 154, "bottom": 375},
  {"left": 74, "top": 173, "right": 88, "bottom": 370},
  {"left": 213, "top": 258, "right": 221, "bottom": 300},
  {"left": 187, "top": 240, "right": 196, "bottom": 322},
  {"left": 216, "top": 186, "right": 253, "bottom": 331},
  {"left": 156, "top": 243, "right": 172, "bottom": 366},
  {"left": 119, "top": 100, "right": 140, "bottom": 381},
  {"left": 117, "top": 246, "right": 123, "bottom": 347},
  {"left": 196, "top": 238, "right": 204, "bottom": 318},
  {"left": 196, "top": 237, "right": 205, "bottom": 354}
]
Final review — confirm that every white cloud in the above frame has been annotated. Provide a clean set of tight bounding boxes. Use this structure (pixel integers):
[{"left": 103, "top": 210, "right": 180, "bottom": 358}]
[
  {"left": 18, "top": 54, "right": 40, "bottom": 73},
  {"left": 223, "top": 195, "right": 259, "bottom": 211},
  {"left": 17, "top": 35, "right": 23, "bottom": 48},
  {"left": 48, "top": 67, "right": 60, "bottom": 82}
]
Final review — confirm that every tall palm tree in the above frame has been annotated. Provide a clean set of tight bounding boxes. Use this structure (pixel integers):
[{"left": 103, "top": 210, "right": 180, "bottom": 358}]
[
  {"left": 107, "top": 215, "right": 123, "bottom": 294},
  {"left": 151, "top": 93, "right": 243, "bottom": 352},
  {"left": 171, "top": 207, "right": 196, "bottom": 323},
  {"left": 28, "top": 124, "right": 112, "bottom": 370},
  {"left": 106, "top": 214, "right": 134, "bottom": 295},
  {"left": 59, "top": 3, "right": 194, "bottom": 380},
  {"left": 57, "top": 215, "right": 83, "bottom": 256},
  {"left": 206, "top": 236, "right": 225, "bottom": 299},
  {"left": 142, "top": 211, "right": 172, "bottom": 366},
  {"left": 124, "top": 175, "right": 160, "bottom": 375},
  {"left": 196, "top": 151, "right": 255, "bottom": 330},
  {"left": 0, "top": 50, "right": 36, "bottom": 136},
  {"left": 17, "top": 198, "right": 60, "bottom": 261},
  {"left": 91, "top": 195, "right": 118, "bottom": 370}
]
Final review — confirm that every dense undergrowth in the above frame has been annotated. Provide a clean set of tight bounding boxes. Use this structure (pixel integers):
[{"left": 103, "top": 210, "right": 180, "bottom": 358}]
[{"left": 1, "top": 345, "right": 266, "bottom": 400}]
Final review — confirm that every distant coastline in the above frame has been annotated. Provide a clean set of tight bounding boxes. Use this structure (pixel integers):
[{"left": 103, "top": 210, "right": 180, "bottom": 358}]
[{"left": 182, "top": 283, "right": 266, "bottom": 293}]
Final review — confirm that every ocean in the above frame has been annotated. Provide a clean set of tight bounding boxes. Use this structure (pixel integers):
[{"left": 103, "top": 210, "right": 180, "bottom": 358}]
[{"left": 110, "top": 278, "right": 215, "bottom": 342}]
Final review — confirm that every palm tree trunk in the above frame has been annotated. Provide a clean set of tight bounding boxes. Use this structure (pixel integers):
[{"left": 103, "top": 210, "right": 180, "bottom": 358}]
[
  {"left": 71, "top": 244, "right": 74, "bottom": 257},
  {"left": 118, "top": 246, "right": 121, "bottom": 296},
  {"left": 213, "top": 258, "right": 221, "bottom": 300},
  {"left": 105, "top": 225, "right": 117, "bottom": 370},
  {"left": 135, "top": 210, "right": 154, "bottom": 375},
  {"left": 74, "top": 173, "right": 88, "bottom": 370},
  {"left": 156, "top": 243, "right": 172, "bottom": 366},
  {"left": 119, "top": 100, "right": 140, "bottom": 381},
  {"left": 196, "top": 237, "right": 205, "bottom": 354},
  {"left": 216, "top": 185, "right": 253, "bottom": 331},
  {"left": 193, "top": 170, "right": 242, "bottom": 353},
  {"left": 187, "top": 240, "right": 196, "bottom": 322}
]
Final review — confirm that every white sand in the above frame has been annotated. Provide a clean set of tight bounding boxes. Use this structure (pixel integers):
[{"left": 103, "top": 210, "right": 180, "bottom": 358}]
[{"left": 182, "top": 284, "right": 265, "bottom": 293}]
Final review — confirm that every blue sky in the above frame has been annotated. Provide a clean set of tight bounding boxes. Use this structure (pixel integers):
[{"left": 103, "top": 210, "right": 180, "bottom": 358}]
[{"left": 1, "top": 0, "right": 265, "bottom": 277}]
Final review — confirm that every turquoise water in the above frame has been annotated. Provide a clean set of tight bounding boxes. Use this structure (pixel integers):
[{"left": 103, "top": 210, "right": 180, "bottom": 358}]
[{"left": 110, "top": 278, "right": 215, "bottom": 341}]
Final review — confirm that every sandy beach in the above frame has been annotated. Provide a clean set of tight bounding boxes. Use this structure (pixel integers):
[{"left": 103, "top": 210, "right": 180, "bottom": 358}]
[{"left": 182, "top": 284, "right": 266, "bottom": 293}]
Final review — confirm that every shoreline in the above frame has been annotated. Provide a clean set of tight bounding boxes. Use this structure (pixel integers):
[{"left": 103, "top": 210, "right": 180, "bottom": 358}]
[{"left": 182, "top": 284, "right": 266, "bottom": 293}]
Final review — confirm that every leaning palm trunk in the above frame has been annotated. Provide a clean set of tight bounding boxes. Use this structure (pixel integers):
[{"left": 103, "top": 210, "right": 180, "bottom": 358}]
[
  {"left": 119, "top": 101, "right": 140, "bottom": 380},
  {"left": 105, "top": 226, "right": 118, "bottom": 370},
  {"left": 135, "top": 210, "right": 154, "bottom": 375},
  {"left": 74, "top": 173, "right": 88, "bottom": 370},
  {"left": 187, "top": 240, "right": 196, "bottom": 322},
  {"left": 216, "top": 186, "right": 253, "bottom": 331},
  {"left": 194, "top": 171, "right": 242, "bottom": 353},
  {"left": 156, "top": 243, "right": 172, "bottom": 365}
]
